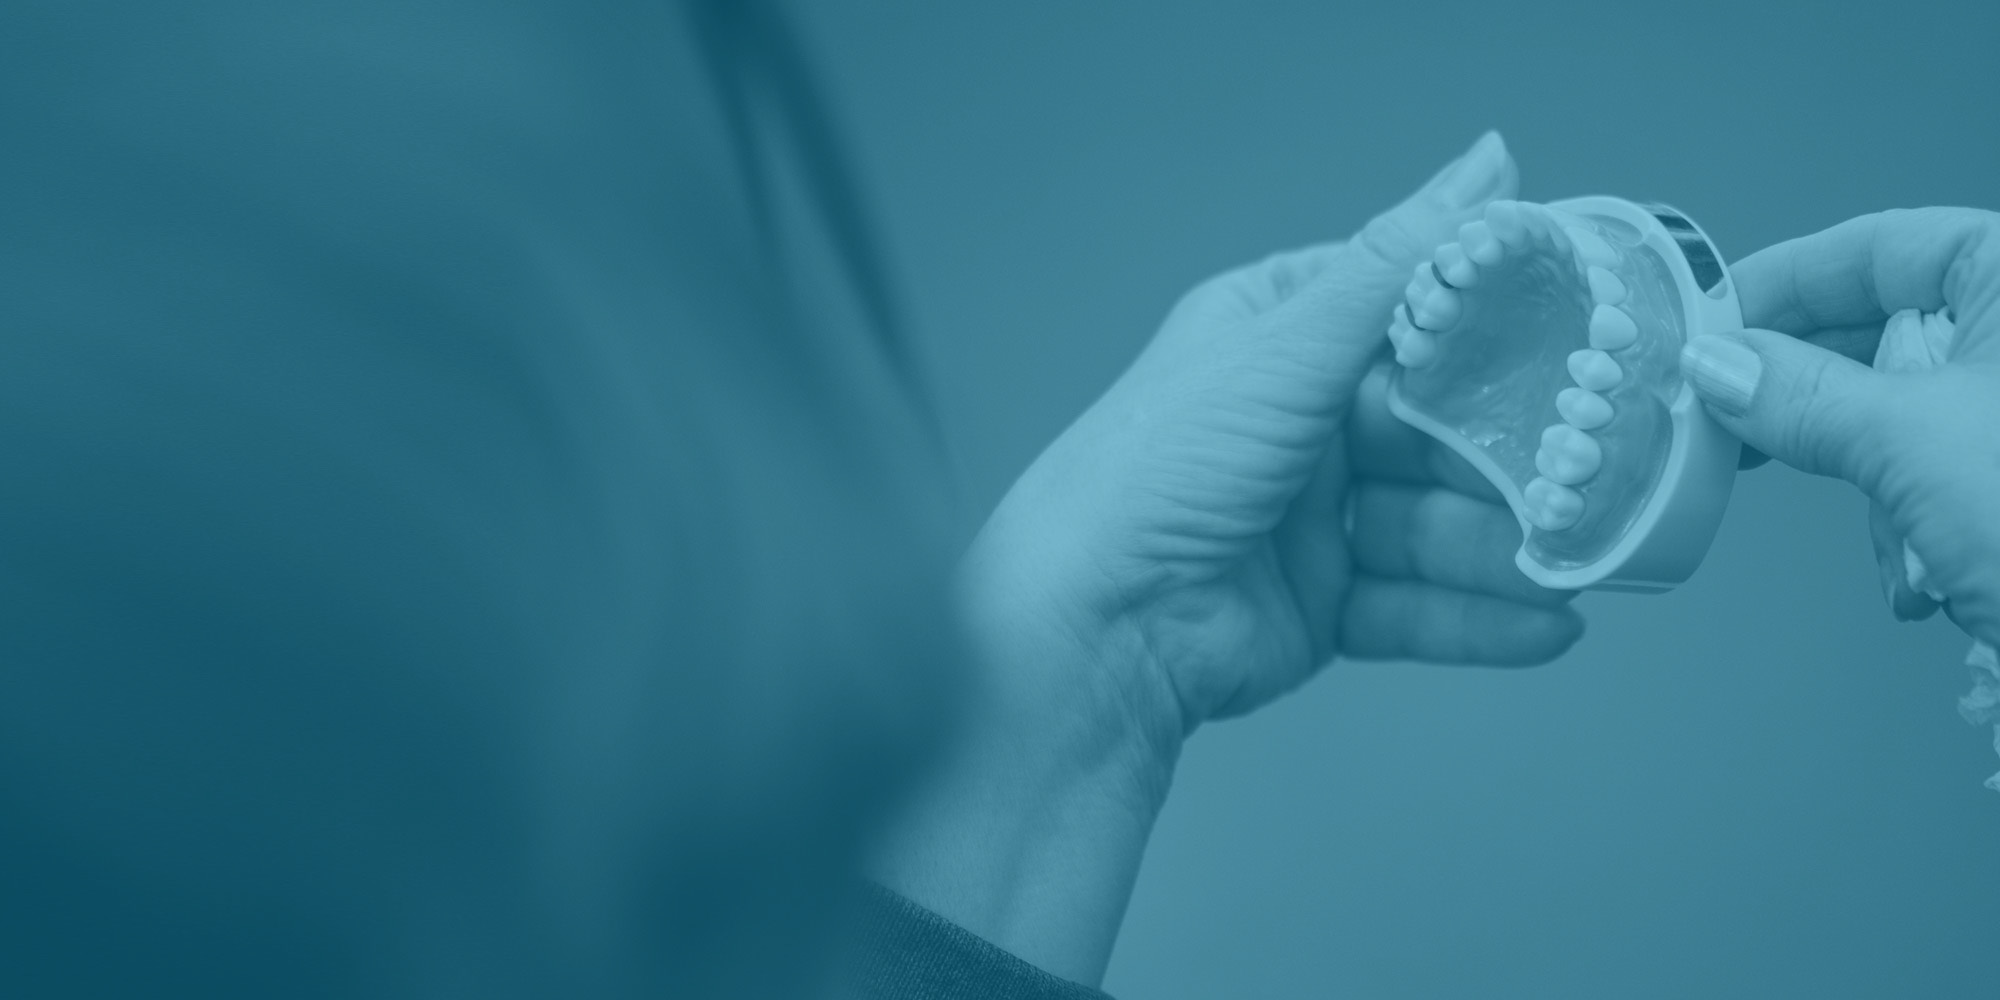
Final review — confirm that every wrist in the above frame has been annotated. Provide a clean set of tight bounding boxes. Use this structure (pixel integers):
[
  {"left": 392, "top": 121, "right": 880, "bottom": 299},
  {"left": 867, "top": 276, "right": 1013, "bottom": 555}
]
[
  {"left": 953, "top": 488, "right": 1187, "bottom": 810},
  {"left": 865, "top": 509, "right": 1183, "bottom": 985}
]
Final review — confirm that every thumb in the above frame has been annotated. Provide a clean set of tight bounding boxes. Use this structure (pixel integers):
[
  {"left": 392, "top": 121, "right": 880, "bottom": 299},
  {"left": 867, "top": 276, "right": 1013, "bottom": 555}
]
[
  {"left": 1343, "top": 129, "right": 1520, "bottom": 291},
  {"left": 1259, "top": 130, "right": 1517, "bottom": 385},
  {"left": 1680, "top": 329, "right": 1905, "bottom": 487}
]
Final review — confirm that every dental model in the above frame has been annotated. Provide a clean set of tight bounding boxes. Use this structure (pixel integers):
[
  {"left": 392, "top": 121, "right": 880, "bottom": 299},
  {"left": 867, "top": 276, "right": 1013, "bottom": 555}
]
[{"left": 1386, "top": 197, "right": 1741, "bottom": 592}]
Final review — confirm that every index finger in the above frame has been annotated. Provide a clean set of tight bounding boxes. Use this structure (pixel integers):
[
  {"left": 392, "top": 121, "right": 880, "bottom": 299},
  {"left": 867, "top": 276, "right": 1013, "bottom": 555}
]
[{"left": 1732, "top": 207, "right": 1999, "bottom": 340}]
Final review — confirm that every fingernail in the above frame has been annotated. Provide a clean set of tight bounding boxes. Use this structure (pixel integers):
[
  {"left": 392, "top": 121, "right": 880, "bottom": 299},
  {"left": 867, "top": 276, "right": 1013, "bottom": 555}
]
[
  {"left": 1680, "top": 334, "right": 1761, "bottom": 417},
  {"left": 1433, "top": 131, "right": 1508, "bottom": 208}
]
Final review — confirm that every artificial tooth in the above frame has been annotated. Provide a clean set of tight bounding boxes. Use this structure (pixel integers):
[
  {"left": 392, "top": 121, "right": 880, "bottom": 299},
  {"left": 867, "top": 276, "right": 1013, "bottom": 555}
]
[
  {"left": 1389, "top": 306, "right": 1437, "bottom": 367},
  {"left": 1567, "top": 349, "right": 1622, "bottom": 391},
  {"left": 1394, "top": 327, "right": 1438, "bottom": 369},
  {"left": 1404, "top": 261, "right": 1461, "bottom": 331},
  {"left": 1545, "top": 223, "right": 1572, "bottom": 255},
  {"left": 1486, "top": 201, "right": 1531, "bottom": 247},
  {"left": 1434, "top": 243, "right": 1479, "bottom": 288},
  {"left": 1521, "top": 206, "right": 1569, "bottom": 253},
  {"left": 1588, "top": 304, "right": 1639, "bottom": 350},
  {"left": 1524, "top": 477, "right": 1585, "bottom": 531},
  {"left": 1556, "top": 387, "right": 1614, "bottom": 430},
  {"left": 1387, "top": 305, "right": 1415, "bottom": 351},
  {"left": 1586, "top": 266, "right": 1628, "bottom": 305},
  {"left": 1403, "top": 262, "right": 1439, "bottom": 324},
  {"left": 1567, "top": 226, "right": 1618, "bottom": 267},
  {"left": 1415, "top": 286, "right": 1461, "bottom": 331},
  {"left": 1536, "top": 424, "right": 1603, "bottom": 485},
  {"left": 1458, "top": 221, "right": 1505, "bottom": 267}
]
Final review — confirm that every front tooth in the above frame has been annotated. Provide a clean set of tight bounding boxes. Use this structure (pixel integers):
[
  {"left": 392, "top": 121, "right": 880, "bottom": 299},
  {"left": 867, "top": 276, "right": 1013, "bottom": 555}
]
[
  {"left": 1433, "top": 243, "right": 1479, "bottom": 288},
  {"left": 1556, "top": 387, "right": 1614, "bottom": 429},
  {"left": 1536, "top": 424, "right": 1602, "bottom": 485},
  {"left": 1567, "top": 226, "right": 1618, "bottom": 267},
  {"left": 1458, "top": 221, "right": 1505, "bottom": 267},
  {"left": 1588, "top": 304, "right": 1639, "bottom": 350},
  {"left": 1486, "top": 201, "right": 1531, "bottom": 247},
  {"left": 1524, "top": 478, "right": 1585, "bottom": 531},
  {"left": 1586, "top": 266, "right": 1627, "bottom": 305},
  {"left": 1567, "top": 349, "right": 1622, "bottom": 391}
]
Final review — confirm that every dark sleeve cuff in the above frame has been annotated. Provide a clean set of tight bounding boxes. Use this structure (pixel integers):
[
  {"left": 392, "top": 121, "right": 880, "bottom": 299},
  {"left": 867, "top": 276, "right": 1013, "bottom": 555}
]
[{"left": 839, "top": 884, "right": 1113, "bottom": 1000}]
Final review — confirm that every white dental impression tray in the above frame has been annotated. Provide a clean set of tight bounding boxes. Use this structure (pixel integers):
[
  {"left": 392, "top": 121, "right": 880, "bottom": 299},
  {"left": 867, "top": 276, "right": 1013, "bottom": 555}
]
[{"left": 1386, "top": 197, "right": 1741, "bottom": 593}]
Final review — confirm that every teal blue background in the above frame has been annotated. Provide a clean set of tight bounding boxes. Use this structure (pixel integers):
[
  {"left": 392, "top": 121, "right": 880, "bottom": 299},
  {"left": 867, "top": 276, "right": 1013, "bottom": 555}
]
[{"left": 802, "top": 2, "right": 2000, "bottom": 996}]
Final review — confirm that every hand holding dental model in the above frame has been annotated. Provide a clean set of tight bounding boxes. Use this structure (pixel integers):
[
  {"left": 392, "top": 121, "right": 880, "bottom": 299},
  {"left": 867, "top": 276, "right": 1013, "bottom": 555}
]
[
  {"left": 1681, "top": 209, "right": 2000, "bottom": 789},
  {"left": 878, "top": 150, "right": 2000, "bottom": 989},
  {"left": 1681, "top": 208, "right": 2000, "bottom": 649},
  {"left": 877, "top": 133, "right": 1581, "bottom": 986}
]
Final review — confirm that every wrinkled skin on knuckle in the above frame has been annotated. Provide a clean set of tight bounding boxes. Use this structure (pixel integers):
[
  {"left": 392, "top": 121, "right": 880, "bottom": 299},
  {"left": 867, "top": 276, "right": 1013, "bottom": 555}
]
[{"left": 1782, "top": 359, "right": 1886, "bottom": 484}]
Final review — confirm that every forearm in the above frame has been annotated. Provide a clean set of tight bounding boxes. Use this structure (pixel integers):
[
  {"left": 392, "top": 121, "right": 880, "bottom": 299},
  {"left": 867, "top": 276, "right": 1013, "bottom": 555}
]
[{"left": 867, "top": 705, "right": 1163, "bottom": 987}]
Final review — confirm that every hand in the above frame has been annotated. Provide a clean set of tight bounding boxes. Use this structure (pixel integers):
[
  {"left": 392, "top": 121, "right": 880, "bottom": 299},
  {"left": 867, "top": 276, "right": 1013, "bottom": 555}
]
[
  {"left": 1682, "top": 208, "right": 2000, "bottom": 645},
  {"left": 875, "top": 133, "right": 1582, "bottom": 986},
  {"left": 965, "top": 131, "right": 1578, "bottom": 775}
]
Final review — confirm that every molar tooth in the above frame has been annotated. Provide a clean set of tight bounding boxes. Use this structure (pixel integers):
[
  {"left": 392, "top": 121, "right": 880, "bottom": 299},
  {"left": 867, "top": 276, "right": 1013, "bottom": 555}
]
[
  {"left": 1415, "top": 286, "right": 1461, "bottom": 330},
  {"left": 1567, "top": 349, "right": 1622, "bottom": 391},
  {"left": 1568, "top": 226, "right": 1618, "bottom": 267},
  {"left": 1536, "top": 424, "right": 1603, "bottom": 485},
  {"left": 1457, "top": 221, "right": 1505, "bottom": 267},
  {"left": 1394, "top": 328, "right": 1438, "bottom": 368},
  {"left": 1389, "top": 306, "right": 1437, "bottom": 368},
  {"left": 1402, "top": 269, "right": 1432, "bottom": 325},
  {"left": 1485, "top": 200, "right": 1531, "bottom": 247},
  {"left": 1586, "top": 266, "right": 1627, "bottom": 305},
  {"left": 1588, "top": 304, "right": 1639, "bottom": 350},
  {"left": 1523, "top": 478, "right": 1584, "bottom": 531},
  {"left": 1556, "top": 387, "right": 1614, "bottom": 430},
  {"left": 1387, "top": 305, "right": 1414, "bottom": 351},
  {"left": 1404, "top": 261, "right": 1461, "bottom": 331},
  {"left": 1433, "top": 243, "right": 1479, "bottom": 288}
]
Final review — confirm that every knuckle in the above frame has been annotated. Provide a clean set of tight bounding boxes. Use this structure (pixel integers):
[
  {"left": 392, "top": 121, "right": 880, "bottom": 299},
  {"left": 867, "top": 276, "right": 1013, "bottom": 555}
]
[
  {"left": 1403, "top": 488, "right": 1446, "bottom": 577},
  {"left": 1352, "top": 487, "right": 1403, "bottom": 570},
  {"left": 1785, "top": 359, "right": 1908, "bottom": 489},
  {"left": 1780, "top": 359, "right": 1868, "bottom": 480}
]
